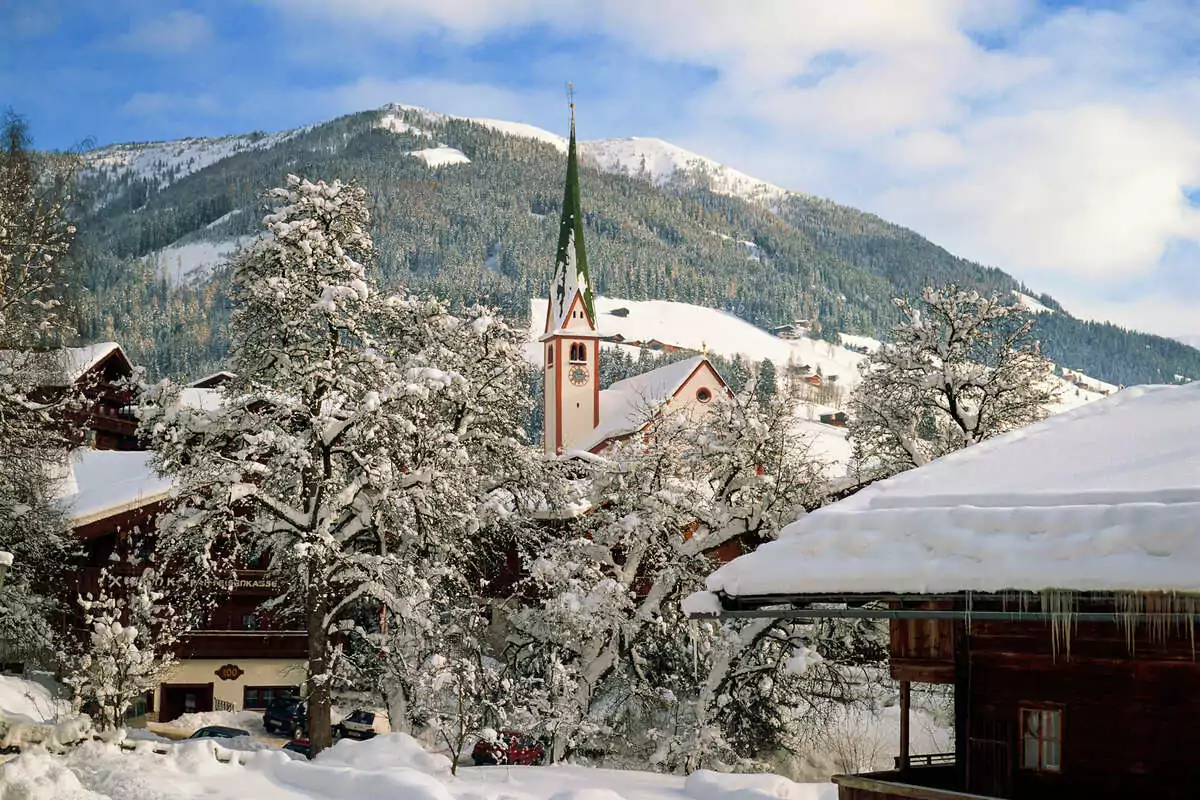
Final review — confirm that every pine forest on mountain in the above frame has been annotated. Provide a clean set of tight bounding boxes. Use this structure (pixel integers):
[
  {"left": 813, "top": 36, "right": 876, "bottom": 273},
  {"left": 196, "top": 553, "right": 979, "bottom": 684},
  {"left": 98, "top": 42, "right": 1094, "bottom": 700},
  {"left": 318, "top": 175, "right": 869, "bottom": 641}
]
[{"left": 66, "top": 106, "right": 1200, "bottom": 388}]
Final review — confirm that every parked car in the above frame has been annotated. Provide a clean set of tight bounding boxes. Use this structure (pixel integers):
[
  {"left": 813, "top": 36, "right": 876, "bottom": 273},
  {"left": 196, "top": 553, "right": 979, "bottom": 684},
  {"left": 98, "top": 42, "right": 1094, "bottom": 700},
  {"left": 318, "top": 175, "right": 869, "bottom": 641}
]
[
  {"left": 263, "top": 695, "right": 307, "bottom": 739},
  {"left": 281, "top": 739, "right": 312, "bottom": 760},
  {"left": 471, "top": 730, "right": 547, "bottom": 766},
  {"left": 188, "top": 725, "right": 251, "bottom": 740},
  {"left": 333, "top": 708, "right": 390, "bottom": 741}
]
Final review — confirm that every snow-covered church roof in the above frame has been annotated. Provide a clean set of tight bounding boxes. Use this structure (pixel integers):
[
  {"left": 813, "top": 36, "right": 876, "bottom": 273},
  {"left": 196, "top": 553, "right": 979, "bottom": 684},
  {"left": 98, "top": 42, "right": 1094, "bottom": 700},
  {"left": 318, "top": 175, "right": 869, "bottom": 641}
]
[
  {"left": 575, "top": 356, "right": 710, "bottom": 453},
  {"left": 701, "top": 381, "right": 1200, "bottom": 601}
]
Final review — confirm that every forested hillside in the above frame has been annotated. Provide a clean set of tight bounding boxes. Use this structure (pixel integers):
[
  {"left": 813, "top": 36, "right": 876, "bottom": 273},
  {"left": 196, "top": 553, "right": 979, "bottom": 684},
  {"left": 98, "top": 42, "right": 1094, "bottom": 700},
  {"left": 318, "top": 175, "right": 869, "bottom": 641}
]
[{"left": 68, "top": 105, "right": 1200, "bottom": 386}]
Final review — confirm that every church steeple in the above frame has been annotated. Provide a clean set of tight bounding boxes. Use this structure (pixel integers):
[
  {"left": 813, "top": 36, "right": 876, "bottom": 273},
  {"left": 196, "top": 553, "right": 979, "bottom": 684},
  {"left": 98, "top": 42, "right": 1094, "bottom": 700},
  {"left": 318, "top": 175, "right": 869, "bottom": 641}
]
[
  {"left": 542, "top": 93, "right": 602, "bottom": 456},
  {"left": 546, "top": 100, "right": 596, "bottom": 333}
]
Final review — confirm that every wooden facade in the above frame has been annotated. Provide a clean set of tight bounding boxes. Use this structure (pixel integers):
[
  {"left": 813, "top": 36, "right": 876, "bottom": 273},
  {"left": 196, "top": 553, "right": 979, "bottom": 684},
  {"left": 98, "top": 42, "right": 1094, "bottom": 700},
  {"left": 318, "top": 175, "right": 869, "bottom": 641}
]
[
  {"left": 40, "top": 345, "right": 308, "bottom": 721},
  {"left": 829, "top": 596, "right": 1200, "bottom": 800}
]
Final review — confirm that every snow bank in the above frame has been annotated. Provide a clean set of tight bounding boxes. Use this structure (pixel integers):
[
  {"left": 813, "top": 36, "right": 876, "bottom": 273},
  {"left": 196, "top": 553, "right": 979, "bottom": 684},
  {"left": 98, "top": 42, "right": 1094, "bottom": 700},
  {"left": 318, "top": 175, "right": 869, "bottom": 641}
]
[
  {"left": 0, "top": 753, "right": 103, "bottom": 800},
  {"left": 154, "top": 709, "right": 266, "bottom": 737},
  {"left": 685, "top": 770, "right": 836, "bottom": 800},
  {"left": 255, "top": 735, "right": 452, "bottom": 799},
  {"left": 315, "top": 732, "right": 451, "bottom": 774},
  {"left": 706, "top": 382, "right": 1200, "bottom": 598},
  {"left": 550, "top": 790, "right": 626, "bottom": 800},
  {"left": 0, "top": 676, "right": 70, "bottom": 725}
]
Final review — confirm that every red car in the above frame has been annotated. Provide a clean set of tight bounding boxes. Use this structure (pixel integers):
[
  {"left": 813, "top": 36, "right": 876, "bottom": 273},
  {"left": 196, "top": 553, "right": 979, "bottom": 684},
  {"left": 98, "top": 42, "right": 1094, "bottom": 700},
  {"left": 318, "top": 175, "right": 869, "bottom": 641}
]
[{"left": 471, "top": 730, "right": 547, "bottom": 766}]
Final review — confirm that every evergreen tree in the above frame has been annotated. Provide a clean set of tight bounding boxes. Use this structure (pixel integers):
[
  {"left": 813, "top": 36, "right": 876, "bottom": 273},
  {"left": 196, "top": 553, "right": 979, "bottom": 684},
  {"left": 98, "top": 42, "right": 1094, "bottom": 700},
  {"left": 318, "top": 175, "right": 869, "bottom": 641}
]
[{"left": 756, "top": 358, "right": 777, "bottom": 403}]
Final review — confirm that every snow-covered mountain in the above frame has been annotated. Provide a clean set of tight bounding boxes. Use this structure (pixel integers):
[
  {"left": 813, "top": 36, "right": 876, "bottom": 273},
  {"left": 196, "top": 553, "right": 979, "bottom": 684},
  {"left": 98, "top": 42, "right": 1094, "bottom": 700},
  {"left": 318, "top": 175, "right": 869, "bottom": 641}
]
[
  {"left": 389, "top": 104, "right": 793, "bottom": 208},
  {"left": 85, "top": 103, "right": 794, "bottom": 211}
]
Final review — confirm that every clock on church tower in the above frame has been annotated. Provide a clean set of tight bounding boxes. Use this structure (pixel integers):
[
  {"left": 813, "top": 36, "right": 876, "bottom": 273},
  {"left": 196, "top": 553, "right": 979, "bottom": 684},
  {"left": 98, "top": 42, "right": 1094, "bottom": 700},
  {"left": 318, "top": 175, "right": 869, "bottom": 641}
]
[{"left": 569, "top": 363, "right": 589, "bottom": 386}]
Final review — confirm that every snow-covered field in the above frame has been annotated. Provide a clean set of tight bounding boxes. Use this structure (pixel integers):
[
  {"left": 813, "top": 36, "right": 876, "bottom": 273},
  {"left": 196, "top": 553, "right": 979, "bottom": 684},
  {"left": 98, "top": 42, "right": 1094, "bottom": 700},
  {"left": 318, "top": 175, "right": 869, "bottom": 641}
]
[{"left": 527, "top": 295, "right": 1110, "bottom": 473}]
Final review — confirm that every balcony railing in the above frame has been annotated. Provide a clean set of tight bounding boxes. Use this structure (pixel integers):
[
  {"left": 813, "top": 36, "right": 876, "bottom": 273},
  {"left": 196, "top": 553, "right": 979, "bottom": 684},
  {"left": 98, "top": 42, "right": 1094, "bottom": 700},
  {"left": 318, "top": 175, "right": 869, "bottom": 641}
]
[
  {"left": 177, "top": 630, "right": 308, "bottom": 660},
  {"left": 895, "top": 752, "right": 956, "bottom": 769},
  {"left": 834, "top": 764, "right": 1003, "bottom": 800},
  {"left": 834, "top": 771, "right": 998, "bottom": 800}
]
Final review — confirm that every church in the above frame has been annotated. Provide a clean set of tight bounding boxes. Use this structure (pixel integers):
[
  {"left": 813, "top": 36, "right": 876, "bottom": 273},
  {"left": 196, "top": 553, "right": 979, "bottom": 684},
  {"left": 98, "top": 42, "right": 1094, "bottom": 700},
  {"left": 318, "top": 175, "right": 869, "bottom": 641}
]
[{"left": 540, "top": 110, "right": 728, "bottom": 457}]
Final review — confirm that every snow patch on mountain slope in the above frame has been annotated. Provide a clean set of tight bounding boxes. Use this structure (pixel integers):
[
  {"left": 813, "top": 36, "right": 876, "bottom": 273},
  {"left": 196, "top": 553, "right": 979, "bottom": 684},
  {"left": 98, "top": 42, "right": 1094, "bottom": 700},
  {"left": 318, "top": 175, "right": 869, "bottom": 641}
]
[
  {"left": 529, "top": 297, "right": 868, "bottom": 381},
  {"left": 1013, "top": 291, "right": 1054, "bottom": 314},
  {"left": 147, "top": 237, "right": 249, "bottom": 284},
  {"left": 86, "top": 128, "right": 306, "bottom": 191},
  {"left": 408, "top": 146, "right": 471, "bottom": 167},
  {"left": 582, "top": 137, "right": 790, "bottom": 207}
]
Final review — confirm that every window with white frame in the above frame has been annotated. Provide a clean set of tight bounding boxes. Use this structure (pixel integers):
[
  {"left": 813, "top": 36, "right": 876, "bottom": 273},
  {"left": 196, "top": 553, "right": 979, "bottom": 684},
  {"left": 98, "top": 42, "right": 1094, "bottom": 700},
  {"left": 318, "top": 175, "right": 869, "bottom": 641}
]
[{"left": 1020, "top": 707, "right": 1062, "bottom": 772}]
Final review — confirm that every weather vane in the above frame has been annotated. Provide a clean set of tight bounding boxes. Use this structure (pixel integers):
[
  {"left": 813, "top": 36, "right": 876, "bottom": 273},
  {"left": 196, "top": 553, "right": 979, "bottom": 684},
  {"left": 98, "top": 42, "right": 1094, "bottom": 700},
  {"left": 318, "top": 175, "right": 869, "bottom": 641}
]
[{"left": 566, "top": 82, "right": 575, "bottom": 112}]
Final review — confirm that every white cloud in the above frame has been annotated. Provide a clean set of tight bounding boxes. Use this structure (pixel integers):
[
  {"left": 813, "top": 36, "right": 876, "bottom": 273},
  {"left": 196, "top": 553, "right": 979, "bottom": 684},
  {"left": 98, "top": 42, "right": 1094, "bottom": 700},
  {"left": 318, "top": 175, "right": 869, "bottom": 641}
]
[
  {"left": 874, "top": 105, "right": 1200, "bottom": 279},
  {"left": 116, "top": 10, "right": 212, "bottom": 54}
]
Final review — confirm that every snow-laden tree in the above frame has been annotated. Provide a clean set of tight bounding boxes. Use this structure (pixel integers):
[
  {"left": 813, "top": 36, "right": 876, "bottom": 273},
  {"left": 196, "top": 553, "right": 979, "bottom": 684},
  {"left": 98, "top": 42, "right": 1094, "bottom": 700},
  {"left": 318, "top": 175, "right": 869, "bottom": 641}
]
[
  {"left": 848, "top": 284, "right": 1059, "bottom": 482},
  {"left": 405, "top": 601, "right": 516, "bottom": 776},
  {"left": 696, "top": 615, "right": 888, "bottom": 773},
  {"left": 0, "top": 111, "right": 82, "bottom": 665},
  {"left": 510, "top": 379, "right": 828, "bottom": 765},
  {"left": 142, "top": 174, "right": 547, "bottom": 756},
  {"left": 66, "top": 567, "right": 185, "bottom": 730}
]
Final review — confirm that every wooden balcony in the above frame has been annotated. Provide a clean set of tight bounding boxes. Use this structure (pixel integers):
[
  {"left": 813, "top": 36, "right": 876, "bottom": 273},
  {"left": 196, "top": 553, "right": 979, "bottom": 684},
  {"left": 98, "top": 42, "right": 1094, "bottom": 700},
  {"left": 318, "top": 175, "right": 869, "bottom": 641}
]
[
  {"left": 176, "top": 630, "right": 308, "bottom": 660},
  {"left": 834, "top": 766, "right": 999, "bottom": 800}
]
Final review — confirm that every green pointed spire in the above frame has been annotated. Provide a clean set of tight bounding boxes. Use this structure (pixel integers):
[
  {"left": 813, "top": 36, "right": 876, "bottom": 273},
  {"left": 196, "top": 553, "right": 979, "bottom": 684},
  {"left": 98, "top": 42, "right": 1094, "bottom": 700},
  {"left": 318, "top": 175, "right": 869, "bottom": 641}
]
[{"left": 549, "top": 107, "right": 596, "bottom": 330}]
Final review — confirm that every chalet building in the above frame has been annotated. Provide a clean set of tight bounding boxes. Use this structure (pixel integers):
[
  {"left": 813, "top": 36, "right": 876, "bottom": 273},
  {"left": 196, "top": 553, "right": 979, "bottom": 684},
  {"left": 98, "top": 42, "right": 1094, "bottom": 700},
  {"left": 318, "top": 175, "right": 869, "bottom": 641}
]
[
  {"left": 818, "top": 411, "right": 849, "bottom": 427},
  {"left": 691, "top": 381, "right": 1200, "bottom": 800},
  {"left": 49, "top": 344, "right": 305, "bottom": 722},
  {"left": 541, "top": 109, "right": 727, "bottom": 458}
]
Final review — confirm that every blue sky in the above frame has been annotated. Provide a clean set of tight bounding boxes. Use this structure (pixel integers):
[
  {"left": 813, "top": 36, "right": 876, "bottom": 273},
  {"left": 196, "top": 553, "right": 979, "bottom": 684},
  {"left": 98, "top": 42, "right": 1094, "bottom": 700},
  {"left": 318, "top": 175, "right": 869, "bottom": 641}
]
[{"left": 3, "top": 0, "right": 1199, "bottom": 341}]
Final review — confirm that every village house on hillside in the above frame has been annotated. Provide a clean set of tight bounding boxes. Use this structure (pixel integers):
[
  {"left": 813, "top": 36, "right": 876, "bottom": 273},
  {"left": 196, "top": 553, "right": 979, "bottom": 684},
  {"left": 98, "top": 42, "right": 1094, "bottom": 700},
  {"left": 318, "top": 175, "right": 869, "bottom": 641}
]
[
  {"left": 539, "top": 108, "right": 728, "bottom": 457},
  {"left": 44, "top": 346, "right": 305, "bottom": 723},
  {"left": 689, "top": 381, "right": 1200, "bottom": 800}
]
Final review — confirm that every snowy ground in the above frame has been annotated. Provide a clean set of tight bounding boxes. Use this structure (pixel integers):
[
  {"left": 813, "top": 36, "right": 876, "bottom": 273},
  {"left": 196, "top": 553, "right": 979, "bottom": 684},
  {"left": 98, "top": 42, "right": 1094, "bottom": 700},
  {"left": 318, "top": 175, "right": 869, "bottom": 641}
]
[
  {"left": 0, "top": 674, "right": 951, "bottom": 800},
  {"left": 0, "top": 733, "right": 840, "bottom": 800}
]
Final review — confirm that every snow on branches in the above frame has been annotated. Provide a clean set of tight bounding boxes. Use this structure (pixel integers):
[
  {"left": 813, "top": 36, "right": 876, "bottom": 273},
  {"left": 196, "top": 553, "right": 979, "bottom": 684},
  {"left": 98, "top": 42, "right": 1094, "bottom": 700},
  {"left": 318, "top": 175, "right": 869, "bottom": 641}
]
[
  {"left": 66, "top": 567, "right": 185, "bottom": 731},
  {"left": 509, "top": 383, "right": 832, "bottom": 766},
  {"left": 849, "top": 284, "right": 1059, "bottom": 481},
  {"left": 141, "top": 174, "right": 544, "bottom": 757}
]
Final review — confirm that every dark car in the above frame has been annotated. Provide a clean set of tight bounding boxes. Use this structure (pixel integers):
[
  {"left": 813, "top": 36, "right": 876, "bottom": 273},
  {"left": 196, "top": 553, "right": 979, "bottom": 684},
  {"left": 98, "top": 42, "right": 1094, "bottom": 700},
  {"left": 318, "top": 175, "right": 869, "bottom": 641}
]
[
  {"left": 471, "top": 730, "right": 547, "bottom": 766},
  {"left": 281, "top": 738, "right": 312, "bottom": 759},
  {"left": 189, "top": 725, "right": 251, "bottom": 740},
  {"left": 263, "top": 696, "right": 307, "bottom": 739}
]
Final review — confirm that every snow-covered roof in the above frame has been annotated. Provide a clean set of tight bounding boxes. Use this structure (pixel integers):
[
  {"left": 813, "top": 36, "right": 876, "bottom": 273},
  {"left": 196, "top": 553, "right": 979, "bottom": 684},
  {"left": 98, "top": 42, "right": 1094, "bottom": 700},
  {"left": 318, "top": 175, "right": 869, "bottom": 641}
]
[
  {"left": 577, "top": 356, "right": 708, "bottom": 452},
  {"left": 57, "top": 449, "right": 172, "bottom": 528},
  {"left": 63, "top": 343, "right": 126, "bottom": 383},
  {"left": 0, "top": 343, "right": 128, "bottom": 387},
  {"left": 703, "top": 382, "right": 1200, "bottom": 600},
  {"left": 188, "top": 370, "right": 237, "bottom": 388}
]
